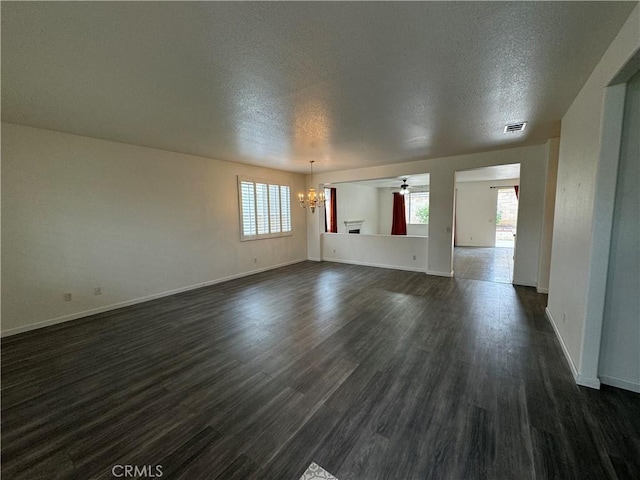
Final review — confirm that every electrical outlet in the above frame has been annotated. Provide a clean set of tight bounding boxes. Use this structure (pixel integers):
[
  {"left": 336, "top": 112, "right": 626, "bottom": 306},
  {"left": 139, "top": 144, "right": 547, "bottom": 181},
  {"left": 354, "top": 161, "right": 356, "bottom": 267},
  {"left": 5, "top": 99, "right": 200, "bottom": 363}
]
[
  {"left": 94, "top": 287, "right": 102, "bottom": 296},
  {"left": 63, "top": 293, "right": 72, "bottom": 302},
  {"left": 562, "top": 311, "right": 567, "bottom": 323},
  {"left": 413, "top": 255, "right": 417, "bottom": 260},
  {"left": 254, "top": 258, "right": 257, "bottom": 263},
  {"left": 333, "top": 249, "right": 336, "bottom": 254}
]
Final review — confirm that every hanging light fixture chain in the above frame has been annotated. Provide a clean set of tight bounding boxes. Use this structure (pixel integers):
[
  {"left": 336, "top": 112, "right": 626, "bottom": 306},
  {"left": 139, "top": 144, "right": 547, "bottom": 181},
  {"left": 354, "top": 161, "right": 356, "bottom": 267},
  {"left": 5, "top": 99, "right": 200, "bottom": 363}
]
[{"left": 298, "top": 161, "right": 325, "bottom": 213}]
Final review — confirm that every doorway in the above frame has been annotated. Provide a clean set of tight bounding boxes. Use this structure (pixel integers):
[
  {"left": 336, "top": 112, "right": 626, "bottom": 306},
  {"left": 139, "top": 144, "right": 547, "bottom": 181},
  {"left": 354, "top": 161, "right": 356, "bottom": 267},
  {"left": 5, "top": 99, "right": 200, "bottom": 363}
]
[
  {"left": 453, "top": 164, "right": 520, "bottom": 284},
  {"left": 495, "top": 187, "right": 519, "bottom": 248}
]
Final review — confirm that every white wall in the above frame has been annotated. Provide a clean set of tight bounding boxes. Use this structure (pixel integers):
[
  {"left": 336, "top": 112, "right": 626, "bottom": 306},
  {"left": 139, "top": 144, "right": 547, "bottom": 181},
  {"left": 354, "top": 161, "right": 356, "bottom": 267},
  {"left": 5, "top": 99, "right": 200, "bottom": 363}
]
[
  {"left": 547, "top": 5, "right": 640, "bottom": 386},
  {"left": 454, "top": 179, "right": 519, "bottom": 247},
  {"left": 513, "top": 155, "right": 547, "bottom": 287},
  {"left": 334, "top": 183, "right": 379, "bottom": 234},
  {"left": 308, "top": 143, "right": 549, "bottom": 283},
  {"left": 537, "top": 138, "right": 560, "bottom": 294},
  {"left": 322, "top": 233, "right": 428, "bottom": 273},
  {"left": 377, "top": 189, "right": 428, "bottom": 236},
  {"left": 1, "top": 123, "right": 308, "bottom": 335},
  {"left": 378, "top": 189, "right": 393, "bottom": 235},
  {"left": 599, "top": 68, "right": 640, "bottom": 392},
  {"left": 407, "top": 224, "right": 428, "bottom": 237}
]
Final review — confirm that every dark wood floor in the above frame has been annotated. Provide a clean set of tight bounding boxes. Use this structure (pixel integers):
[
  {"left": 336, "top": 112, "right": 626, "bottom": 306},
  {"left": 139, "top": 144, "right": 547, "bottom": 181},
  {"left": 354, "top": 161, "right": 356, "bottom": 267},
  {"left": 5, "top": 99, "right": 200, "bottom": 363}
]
[
  {"left": 2, "top": 261, "right": 639, "bottom": 479},
  {"left": 454, "top": 246, "right": 514, "bottom": 284}
]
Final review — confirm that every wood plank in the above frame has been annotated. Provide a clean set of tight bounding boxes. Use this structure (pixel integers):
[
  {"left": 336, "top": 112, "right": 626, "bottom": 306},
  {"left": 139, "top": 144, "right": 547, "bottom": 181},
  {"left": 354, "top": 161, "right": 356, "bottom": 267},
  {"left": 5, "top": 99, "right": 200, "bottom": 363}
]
[{"left": 1, "top": 260, "right": 638, "bottom": 479}]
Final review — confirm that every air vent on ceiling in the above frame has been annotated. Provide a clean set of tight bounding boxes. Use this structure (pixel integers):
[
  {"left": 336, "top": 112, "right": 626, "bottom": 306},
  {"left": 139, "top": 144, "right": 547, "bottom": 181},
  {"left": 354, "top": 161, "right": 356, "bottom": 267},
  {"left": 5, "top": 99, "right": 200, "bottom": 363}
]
[{"left": 504, "top": 122, "right": 527, "bottom": 133}]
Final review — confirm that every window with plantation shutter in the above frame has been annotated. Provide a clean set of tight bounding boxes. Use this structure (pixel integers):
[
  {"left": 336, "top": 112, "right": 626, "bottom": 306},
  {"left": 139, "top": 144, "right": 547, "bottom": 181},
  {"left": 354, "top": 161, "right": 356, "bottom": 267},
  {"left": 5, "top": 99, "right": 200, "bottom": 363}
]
[
  {"left": 281, "top": 186, "right": 291, "bottom": 232},
  {"left": 269, "top": 184, "right": 281, "bottom": 233},
  {"left": 256, "top": 183, "right": 269, "bottom": 235},
  {"left": 238, "top": 177, "right": 292, "bottom": 240},
  {"left": 240, "top": 181, "right": 257, "bottom": 237}
]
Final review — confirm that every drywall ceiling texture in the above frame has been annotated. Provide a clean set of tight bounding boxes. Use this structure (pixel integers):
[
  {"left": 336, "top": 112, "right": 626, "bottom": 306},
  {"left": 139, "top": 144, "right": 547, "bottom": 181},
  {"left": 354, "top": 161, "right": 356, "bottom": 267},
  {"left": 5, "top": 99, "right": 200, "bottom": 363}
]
[{"left": 1, "top": 2, "right": 635, "bottom": 172}]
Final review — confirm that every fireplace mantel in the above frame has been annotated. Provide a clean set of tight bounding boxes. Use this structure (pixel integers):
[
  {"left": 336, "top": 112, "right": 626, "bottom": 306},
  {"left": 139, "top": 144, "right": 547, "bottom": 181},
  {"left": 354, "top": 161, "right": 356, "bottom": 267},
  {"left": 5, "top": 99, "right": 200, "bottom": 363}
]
[{"left": 344, "top": 219, "right": 364, "bottom": 234}]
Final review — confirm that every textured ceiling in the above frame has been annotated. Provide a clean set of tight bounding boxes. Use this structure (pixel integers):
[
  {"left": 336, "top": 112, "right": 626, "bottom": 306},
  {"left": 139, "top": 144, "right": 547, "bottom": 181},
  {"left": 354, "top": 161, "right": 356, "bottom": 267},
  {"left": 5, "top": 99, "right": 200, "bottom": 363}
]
[{"left": 1, "top": 2, "right": 636, "bottom": 173}]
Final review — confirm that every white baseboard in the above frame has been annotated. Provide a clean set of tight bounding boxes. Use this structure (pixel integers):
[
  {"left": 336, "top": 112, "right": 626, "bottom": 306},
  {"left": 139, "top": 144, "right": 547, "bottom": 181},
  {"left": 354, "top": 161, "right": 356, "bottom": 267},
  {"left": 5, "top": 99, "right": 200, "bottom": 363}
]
[
  {"left": 545, "top": 308, "right": 602, "bottom": 389},
  {"left": 599, "top": 374, "right": 640, "bottom": 393},
  {"left": 513, "top": 279, "right": 537, "bottom": 288},
  {"left": 576, "top": 374, "right": 602, "bottom": 389},
  {"left": 1, "top": 259, "right": 307, "bottom": 337},
  {"left": 426, "top": 270, "right": 454, "bottom": 278},
  {"left": 307, "top": 256, "right": 322, "bottom": 262},
  {"left": 537, "top": 287, "right": 549, "bottom": 294},
  {"left": 456, "top": 243, "right": 495, "bottom": 248},
  {"left": 322, "top": 257, "right": 426, "bottom": 273},
  {"left": 545, "top": 307, "right": 580, "bottom": 382}
]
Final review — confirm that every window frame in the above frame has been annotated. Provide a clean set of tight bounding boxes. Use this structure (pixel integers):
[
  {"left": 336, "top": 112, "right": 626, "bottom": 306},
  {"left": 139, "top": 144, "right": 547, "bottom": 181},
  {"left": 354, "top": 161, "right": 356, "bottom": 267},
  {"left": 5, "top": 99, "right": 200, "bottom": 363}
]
[
  {"left": 238, "top": 176, "right": 292, "bottom": 241},
  {"left": 404, "top": 190, "right": 430, "bottom": 225}
]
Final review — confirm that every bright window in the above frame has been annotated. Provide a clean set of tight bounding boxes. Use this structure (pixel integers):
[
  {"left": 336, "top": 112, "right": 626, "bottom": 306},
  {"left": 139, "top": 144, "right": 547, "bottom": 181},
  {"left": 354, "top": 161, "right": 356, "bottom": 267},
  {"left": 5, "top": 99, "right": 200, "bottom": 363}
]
[
  {"left": 238, "top": 177, "right": 292, "bottom": 240},
  {"left": 280, "top": 186, "right": 291, "bottom": 232},
  {"left": 405, "top": 191, "right": 429, "bottom": 224}
]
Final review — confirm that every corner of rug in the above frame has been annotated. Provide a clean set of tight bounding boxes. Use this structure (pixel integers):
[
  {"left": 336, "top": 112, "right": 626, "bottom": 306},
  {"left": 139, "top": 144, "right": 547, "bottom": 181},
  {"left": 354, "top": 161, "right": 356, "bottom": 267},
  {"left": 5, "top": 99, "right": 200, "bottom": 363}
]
[{"left": 299, "top": 462, "right": 339, "bottom": 480}]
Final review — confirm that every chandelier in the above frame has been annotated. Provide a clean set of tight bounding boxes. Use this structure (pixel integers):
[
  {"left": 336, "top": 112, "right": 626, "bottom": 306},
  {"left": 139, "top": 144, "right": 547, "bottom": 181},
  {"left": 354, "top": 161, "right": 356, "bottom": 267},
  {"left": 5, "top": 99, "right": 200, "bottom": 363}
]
[{"left": 298, "top": 161, "right": 325, "bottom": 214}]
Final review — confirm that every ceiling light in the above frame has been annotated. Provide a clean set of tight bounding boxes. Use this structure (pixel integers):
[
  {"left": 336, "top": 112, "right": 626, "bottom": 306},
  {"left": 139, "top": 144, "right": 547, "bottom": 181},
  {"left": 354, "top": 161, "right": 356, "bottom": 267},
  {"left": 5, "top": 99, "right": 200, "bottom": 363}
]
[
  {"left": 298, "top": 161, "right": 325, "bottom": 214},
  {"left": 400, "top": 179, "right": 410, "bottom": 195}
]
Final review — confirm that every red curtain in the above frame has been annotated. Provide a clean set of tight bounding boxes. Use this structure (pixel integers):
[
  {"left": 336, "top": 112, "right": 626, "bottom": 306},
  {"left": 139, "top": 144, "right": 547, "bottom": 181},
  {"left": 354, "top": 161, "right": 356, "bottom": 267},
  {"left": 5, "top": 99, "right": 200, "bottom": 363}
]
[
  {"left": 391, "top": 192, "right": 407, "bottom": 235},
  {"left": 324, "top": 188, "right": 337, "bottom": 233},
  {"left": 514, "top": 185, "right": 519, "bottom": 199},
  {"left": 329, "top": 188, "right": 337, "bottom": 233},
  {"left": 324, "top": 190, "right": 327, "bottom": 232}
]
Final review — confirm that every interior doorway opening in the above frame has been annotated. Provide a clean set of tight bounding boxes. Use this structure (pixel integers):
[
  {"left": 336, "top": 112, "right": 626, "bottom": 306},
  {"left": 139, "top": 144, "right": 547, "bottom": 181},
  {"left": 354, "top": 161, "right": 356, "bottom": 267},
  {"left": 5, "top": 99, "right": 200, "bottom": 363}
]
[
  {"left": 495, "top": 187, "right": 519, "bottom": 248},
  {"left": 453, "top": 164, "right": 520, "bottom": 284}
]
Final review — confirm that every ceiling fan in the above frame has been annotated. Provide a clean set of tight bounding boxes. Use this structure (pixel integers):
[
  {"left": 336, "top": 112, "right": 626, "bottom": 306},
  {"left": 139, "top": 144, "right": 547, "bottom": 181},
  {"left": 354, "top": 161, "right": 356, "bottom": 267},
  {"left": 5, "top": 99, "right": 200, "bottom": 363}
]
[{"left": 399, "top": 178, "right": 411, "bottom": 195}]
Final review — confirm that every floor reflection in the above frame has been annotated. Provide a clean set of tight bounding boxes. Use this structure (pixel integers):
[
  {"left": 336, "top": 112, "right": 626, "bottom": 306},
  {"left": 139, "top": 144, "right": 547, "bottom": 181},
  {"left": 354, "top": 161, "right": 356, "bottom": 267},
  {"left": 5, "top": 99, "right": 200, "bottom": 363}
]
[{"left": 453, "top": 246, "right": 514, "bottom": 284}]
